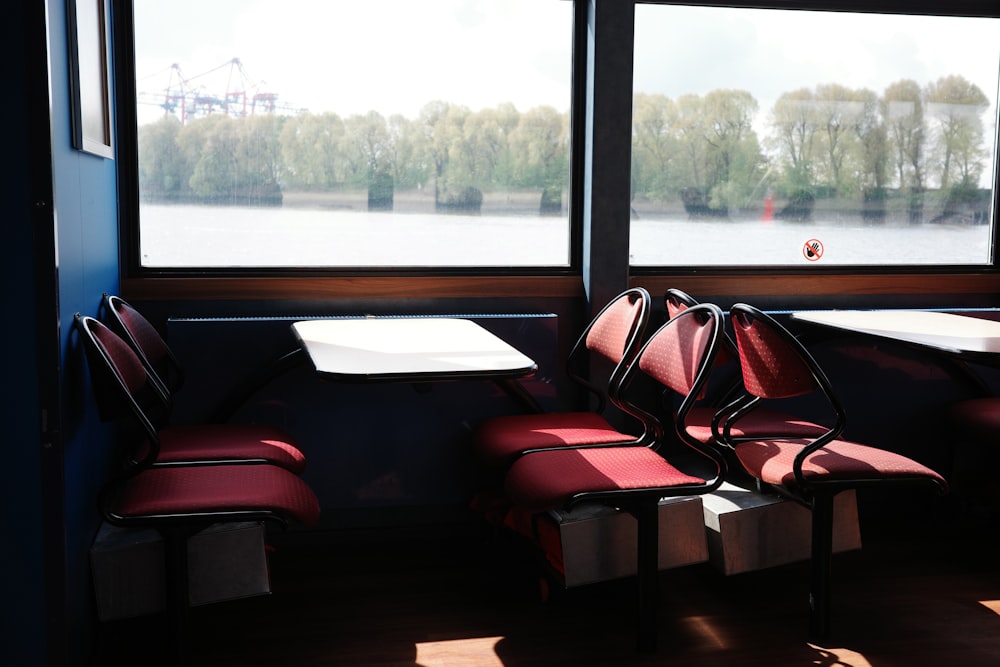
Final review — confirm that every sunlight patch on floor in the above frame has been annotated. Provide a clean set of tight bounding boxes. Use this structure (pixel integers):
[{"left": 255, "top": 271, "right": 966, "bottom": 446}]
[
  {"left": 415, "top": 636, "right": 505, "bottom": 667},
  {"left": 979, "top": 600, "right": 1000, "bottom": 615},
  {"left": 808, "top": 643, "right": 874, "bottom": 666},
  {"left": 680, "top": 615, "right": 730, "bottom": 650}
]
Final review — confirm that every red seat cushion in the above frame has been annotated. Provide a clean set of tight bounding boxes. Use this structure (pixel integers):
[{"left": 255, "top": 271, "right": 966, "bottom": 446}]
[
  {"left": 684, "top": 406, "right": 828, "bottom": 444},
  {"left": 474, "top": 411, "right": 635, "bottom": 466},
  {"left": 504, "top": 447, "right": 705, "bottom": 511},
  {"left": 151, "top": 423, "right": 308, "bottom": 474},
  {"left": 114, "top": 463, "right": 321, "bottom": 527},
  {"left": 733, "top": 438, "right": 948, "bottom": 490}
]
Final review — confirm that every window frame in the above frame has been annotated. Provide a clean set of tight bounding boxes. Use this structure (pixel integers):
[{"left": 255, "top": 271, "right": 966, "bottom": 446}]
[
  {"left": 629, "top": 0, "right": 1000, "bottom": 277},
  {"left": 114, "top": 0, "right": 1000, "bottom": 303},
  {"left": 114, "top": 0, "right": 585, "bottom": 281}
]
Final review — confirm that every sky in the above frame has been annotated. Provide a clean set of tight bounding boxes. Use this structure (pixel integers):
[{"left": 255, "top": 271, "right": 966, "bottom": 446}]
[
  {"left": 133, "top": 0, "right": 999, "bottom": 144},
  {"left": 633, "top": 5, "right": 1000, "bottom": 123},
  {"left": 133, "top": 0, "right": 573, "bottom": 124}
]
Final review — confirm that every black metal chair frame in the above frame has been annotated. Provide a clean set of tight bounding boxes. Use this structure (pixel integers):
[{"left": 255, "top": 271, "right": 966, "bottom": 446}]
[
  {"left": 76, "top": 312, "right": 316, "bottom": 665},
  {"left": 719, "top": 303, "right": 948, "bottom": 640},
  {"left": 101, "top": 293, "right": 186, "bottom": 400},
  {"left": 566, "top": 287, "right": 651, "bottom": 417},
  {"left": 515, "top": 302, "right": 729, "bottom": 652}
]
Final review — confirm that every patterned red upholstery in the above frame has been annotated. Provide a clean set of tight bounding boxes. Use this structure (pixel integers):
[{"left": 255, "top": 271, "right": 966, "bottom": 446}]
[
  {"left": 505, "top": 446, "right": 704, "bottom": 511},
  {"left": 711, "top": 304, "right": 948, "bottom": 641},
  {"left": 638, "top": 309, "right": 712, "bottom": 398},
  {"left": 113, "top": 297, "right": 172, "bottom": 370},
  {"left": 726, "top": 305, "right": 948, "bottom": 495},
  {"left": 665, "top": 288, "right": 735, "bottom": 367},
  {"left": 113, "top": 463, "right": 321, "bottom": 527},
  {"left": 149, "top": 424, "right": 307, "bottom": 474},
  {"left": 501, "top": 303, "right": 726, "bottom": 510},
  {"left": 733, "top": 437, "right": 948, "bottom": 489},
  {"left": 104, "top": 294, "right": 185, "bottom": 396},
  {"left": 585, "top": 293, "right": 645, "bottom": 365},
  {"left": 496, "top": 303, "right": 726, "bottom": 653},
  {"left": 78, "top": 315, "right": 308, "bottom": 473},
  {"left": 684, "top": 406, "right": 827, "bottom": 444},
  {"left": 93, "top": 321, "right": 147, "bottom": 397},
  {"left": 733, "top": 313, "right": 817, "bottom": 399},
  {"left": 474, "top": 411, "right": 634, "bottom": 466},
  {"left": 473, "top": 288, "right": 649, "bottom": 468}
]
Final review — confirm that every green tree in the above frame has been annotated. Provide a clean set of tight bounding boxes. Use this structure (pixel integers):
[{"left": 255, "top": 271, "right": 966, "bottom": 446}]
[
  {"left": 883, "top": 79, "right": 925, "bottom": 191},
  {"left": 924, "top": 75, "right": 990, "bottom": 188},
  {"left": 701, "top": 89, "right": 762, "bottom": 210},
  {"left": 418, "top": 101, "right": 471, "bottom": 205},
  {"left": 237, "top": 114, "right": 284, "bottom": 205},
  {"left": 813, "top": 83, "right": 868, "bottom": 195},
  {"left": 674, "top": 94, "right": 709, "bottom": 193},
  {"left": 137, "top": 115, "right": 186, "bottom": 200},
  {"left": 279, "top": 112, "right": 345, "bottom": 189},
  {"left": 341, "top": 111, "right": 392, "bottom": 187},
  {"left": 386, "top": 113, "right": 429, "bottom": 190},
  {"left": 768, "top": 87, "right": 820, "bottom": 194},
  {"left": 185, "top": 115, "right": 241, "bottom": 201},
  {"left": 463, "top": 103, "right": 520, "bottom": 190},
  {"left": 631, "top": 92, "right": 679, "bottom": 201},
  {"left": 509, "top": 105, "right": 569, "bottom": 212}
]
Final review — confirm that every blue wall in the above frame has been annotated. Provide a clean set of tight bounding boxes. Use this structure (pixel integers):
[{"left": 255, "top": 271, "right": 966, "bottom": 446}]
[
  {"left": 50, "top": 0, "right": 122, "bottom": 658},
  {"left": 2, "top": 0, "right": 121, "bottom": 664}
]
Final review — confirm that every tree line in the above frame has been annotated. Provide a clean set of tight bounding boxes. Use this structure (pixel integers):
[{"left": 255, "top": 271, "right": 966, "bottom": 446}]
[
  {"left": 138, "top": 100, "right": 568, "bottom": 212},
  {"left": 138, "top": 74, "right": 992, "bottom": 220}
]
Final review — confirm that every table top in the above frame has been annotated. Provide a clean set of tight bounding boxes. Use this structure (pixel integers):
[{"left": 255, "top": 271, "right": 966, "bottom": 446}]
[
  {"left": 790, "top": 309, "right": 1000, "bottom": 361},
  {"left": 291, "top": 317, "right": 538, "bottom": 382}
]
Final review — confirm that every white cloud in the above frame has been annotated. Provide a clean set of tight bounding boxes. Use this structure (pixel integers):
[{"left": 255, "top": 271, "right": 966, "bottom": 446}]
[
  {"left": 134, "top": 0, "right": 573, "bottom": 123},
  {"left": 634, "top": 6, "right": 999, "bottom": 115}
]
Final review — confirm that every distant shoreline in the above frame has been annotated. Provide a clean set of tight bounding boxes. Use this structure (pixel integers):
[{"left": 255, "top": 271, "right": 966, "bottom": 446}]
[{"left": 281, "top": 188, "right": 557, "bottom": 216}]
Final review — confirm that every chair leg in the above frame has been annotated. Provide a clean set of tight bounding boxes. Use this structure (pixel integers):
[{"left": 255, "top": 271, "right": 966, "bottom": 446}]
[
  {"left": 809, "top": 494, "right": 834, "bottom": 642},
  {"left": 635, "top": 501, "right": 659, "bottom": 653},
  {"left": 162, "top": 528, "right": 192, "bottom": 666}
]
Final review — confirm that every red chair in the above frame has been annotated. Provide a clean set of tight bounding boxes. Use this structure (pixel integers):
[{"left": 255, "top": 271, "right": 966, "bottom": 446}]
[
  {"left": 76, "top": 313, "right": 321, "bottom": 664},
  {"left": 664, "top": 289, "right": 828, "bottom": 459},
  {"left": 503, "top": 303, "right": 728, "bottom": 652},
  {"left": 101, "top": 460, "right": 320, "bottom": 665},
  {"left": 76, "top": 314, "right": 307, "bottom": 474},
  {"left": 101, "top": 293, "right": 186, "bottom": 398},
  {"left": 722, "top": 304, "right": 948, "bottom": 640},
  {"left": 473, "top": 288, "right": 651, "bottom": 468}
]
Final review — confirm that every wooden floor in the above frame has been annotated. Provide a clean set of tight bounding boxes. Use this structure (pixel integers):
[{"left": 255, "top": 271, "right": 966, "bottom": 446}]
[{"left": 95, "top": 499, "right": 1000, "bottom": 667}]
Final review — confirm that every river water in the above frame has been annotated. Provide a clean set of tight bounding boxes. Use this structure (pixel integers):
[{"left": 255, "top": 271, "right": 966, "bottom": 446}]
[{"left": 138, "top": 203, "right": 993, "bottom": 268}]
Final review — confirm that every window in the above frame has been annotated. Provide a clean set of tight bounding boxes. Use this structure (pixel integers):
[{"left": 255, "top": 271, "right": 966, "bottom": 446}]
[
  {"left": 630, "top": 5, "right": 1000, "bottom": 267},
  {"left": 130, "top": 0, "right": 573, "bottom": 269}
]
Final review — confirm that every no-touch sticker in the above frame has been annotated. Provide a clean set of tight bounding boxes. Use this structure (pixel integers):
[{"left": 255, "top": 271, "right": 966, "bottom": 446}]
[{"left": 803, "top": 239, "right": 824, "bottom": 261}]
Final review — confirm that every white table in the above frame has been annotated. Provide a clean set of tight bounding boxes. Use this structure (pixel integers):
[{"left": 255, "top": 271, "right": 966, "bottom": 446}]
[
  {"left": 291, "top": 317, "right": 538, "bottom": 383},
  {"left": 791, "top": 310, "right": 1000, "bottom": 364}
]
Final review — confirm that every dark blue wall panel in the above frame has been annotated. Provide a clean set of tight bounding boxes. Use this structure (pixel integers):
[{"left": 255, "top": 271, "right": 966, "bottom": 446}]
[{"left": 46, "top": 0, "right": 122, "bottom": 663}]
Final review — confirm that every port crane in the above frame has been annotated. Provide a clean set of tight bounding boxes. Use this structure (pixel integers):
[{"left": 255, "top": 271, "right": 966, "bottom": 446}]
[{"left": 137, "top": 58, "right": 300, "bottom": 125}]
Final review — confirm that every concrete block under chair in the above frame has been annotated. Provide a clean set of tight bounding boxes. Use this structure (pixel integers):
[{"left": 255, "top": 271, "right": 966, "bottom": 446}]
[
  {"left": 702, "top": 482, "right": 862, "bottom": 576},
  {"left": 539, "top": 496, "right": 709, "bottom": 588},
  {"left": 90, "top": 521, "right": 271, "bottom": 621}
]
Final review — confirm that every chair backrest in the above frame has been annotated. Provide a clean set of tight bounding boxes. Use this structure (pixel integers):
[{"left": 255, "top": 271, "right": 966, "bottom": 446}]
[
  {"left": 725, "top": 303, "right": 846, "bottom": 444},
  {"left": 101, "top": 293, "right": 185, "bottom": 397},
  {"left": 617, "top": 302, "right": 728, "bottom": 479},
  {"left": 75, "top": 314, "right": 164, "bottom": 467},
  {"left": 567, "top": 287, "right": 651, "bottom": 413},
  {"left": 664, "top": 287, "right": 699, "bottom": 320},
  {"left": 664, "top": 288, "right": 738, "bottom": 363}
]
